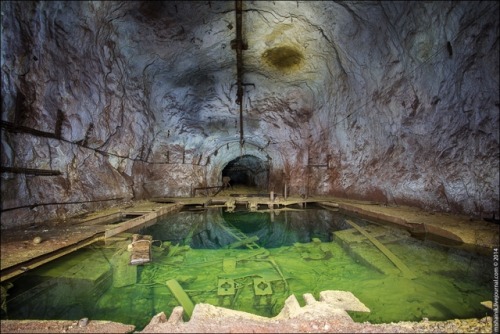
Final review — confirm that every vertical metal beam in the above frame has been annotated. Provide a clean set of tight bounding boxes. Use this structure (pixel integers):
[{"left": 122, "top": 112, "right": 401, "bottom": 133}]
[
  {"left": 232, "top": 0, "right": 246, "bottom": 147},
  {"left": 235, "top": 0, "right": 243, "bottom": 105}
]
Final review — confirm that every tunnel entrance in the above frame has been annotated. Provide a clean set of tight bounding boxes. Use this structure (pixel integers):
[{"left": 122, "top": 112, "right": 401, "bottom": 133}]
[{"left": 222, "top": 155, "right": 269, "bottom": 190}]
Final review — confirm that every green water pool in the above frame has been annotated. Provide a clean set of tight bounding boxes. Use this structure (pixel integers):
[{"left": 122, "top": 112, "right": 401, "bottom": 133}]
[{"left": 1, "top": 206, "right": 493, "bottom": 331}]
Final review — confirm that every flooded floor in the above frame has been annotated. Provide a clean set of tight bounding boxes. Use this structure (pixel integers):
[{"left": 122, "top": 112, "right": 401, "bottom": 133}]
[{"left": 2, "top": 206, "right": 493, "bottom": 331}]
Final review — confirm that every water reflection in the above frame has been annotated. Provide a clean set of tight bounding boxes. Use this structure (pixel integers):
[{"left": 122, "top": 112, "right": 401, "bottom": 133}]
[{"left": 139, "top": 206, "right": 354, "bottom": 249}]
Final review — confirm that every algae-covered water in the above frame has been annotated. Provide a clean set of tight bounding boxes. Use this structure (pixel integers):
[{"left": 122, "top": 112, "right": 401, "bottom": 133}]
[{"left": 2, "top": 206, "right": 493, "bottom": 331}]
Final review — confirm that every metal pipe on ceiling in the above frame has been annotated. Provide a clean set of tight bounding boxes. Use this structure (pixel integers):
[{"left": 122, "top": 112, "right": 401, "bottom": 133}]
[{"left": 231, "top": 0, "right": 247, "bottom": 147}]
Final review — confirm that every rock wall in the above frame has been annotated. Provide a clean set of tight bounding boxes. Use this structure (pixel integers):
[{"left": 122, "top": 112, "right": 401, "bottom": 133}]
[{"left": 1, "top": 1, "right": 498, "bottom": 228}]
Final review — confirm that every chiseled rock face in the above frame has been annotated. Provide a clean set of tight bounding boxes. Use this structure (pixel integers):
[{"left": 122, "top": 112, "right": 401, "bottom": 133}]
[{"left": 1, "top": 1, "right": 498, "bottom": 227}]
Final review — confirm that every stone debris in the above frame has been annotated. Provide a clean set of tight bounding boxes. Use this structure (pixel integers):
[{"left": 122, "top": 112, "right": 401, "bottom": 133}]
[
  {"left": 148, "top": 312, "right": 167, "bottom": 325},
  {"left": 168, "top": 306, "right": 186, "bottom": 324},
  {"left": 139, "top": 289, "right": 493, "bottom": 333},
  {"left": 77, "top": 318, "right": 89, "bottom": 327},
  {"left": 145, "top": 290, "right": 370, "bottom": 330},
  {"left": 319, "top": 290, "right": 371, "bottom": 312}
]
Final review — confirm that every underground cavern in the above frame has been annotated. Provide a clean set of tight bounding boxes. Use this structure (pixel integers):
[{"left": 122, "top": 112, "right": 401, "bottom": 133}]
[{"left": 0, "top": 1, "right": 499, "bottom": 333}]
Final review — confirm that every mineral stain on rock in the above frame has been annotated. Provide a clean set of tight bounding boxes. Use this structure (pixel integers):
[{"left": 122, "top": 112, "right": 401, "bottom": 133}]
[{"left": 261, "top": 45, "right": 304, "bottom": 72}]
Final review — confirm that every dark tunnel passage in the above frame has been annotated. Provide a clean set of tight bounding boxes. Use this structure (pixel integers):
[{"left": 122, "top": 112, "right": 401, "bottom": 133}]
[{"left": 221, "top": 155, "right": 269, "bottom": 190}]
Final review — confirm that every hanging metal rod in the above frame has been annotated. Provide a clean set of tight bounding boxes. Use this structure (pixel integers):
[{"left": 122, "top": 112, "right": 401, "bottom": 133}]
[{"left": 231, "top": 0, "right": 247, "bottom": 147}]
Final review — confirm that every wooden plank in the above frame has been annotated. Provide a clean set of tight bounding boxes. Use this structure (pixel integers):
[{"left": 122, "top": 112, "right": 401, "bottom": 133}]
[
  {"left": 104, "top": 212, "right": 156, "bottom": 238},
  {"left": 409, "top": 223, "right": 464, "bottom": 246},
  {"left": 166, "top": 279, "right": 195, "bottom": 319},
  {"left": 155, "top": 203, "right": 184, "bottom": 216},
  {"left": 81, "top": 212, "right": 123, "bottom": 226},
  {"left": 339, "top": 204, "right": 414, "bottom": 230},
  {"left": 227, "top": 236, "right": 259, "bottom": 249},
  {"left": 317, "top": 201, "right": 340, "bottom": 208},
  {"left": 346, "top": 220, "right": 416, "bottom": 279}
]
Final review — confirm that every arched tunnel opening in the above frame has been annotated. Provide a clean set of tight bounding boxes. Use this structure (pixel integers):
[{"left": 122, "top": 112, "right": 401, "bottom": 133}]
[{"left": 221, "top": 155, "right": 269, "bottom": 191}]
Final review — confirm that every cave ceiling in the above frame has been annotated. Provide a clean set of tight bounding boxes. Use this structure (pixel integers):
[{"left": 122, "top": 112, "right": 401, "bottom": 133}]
[{"left": 122, "top": 0, "right": 340, "bottom": 152}]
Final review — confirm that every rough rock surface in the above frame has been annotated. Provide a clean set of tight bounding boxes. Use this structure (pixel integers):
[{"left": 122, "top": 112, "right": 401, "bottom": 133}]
[
  {"left": 0, "top": 319, "right": 135, "bottom": 333},
  {"left": 137, "top": 292, "right": 494, "bottom": 333},
  {"left": 0, "top": 304, "right": 493, "bottom": 334},
  {"left": 1, "top": 1, "right": 499, "bottom": 228}
]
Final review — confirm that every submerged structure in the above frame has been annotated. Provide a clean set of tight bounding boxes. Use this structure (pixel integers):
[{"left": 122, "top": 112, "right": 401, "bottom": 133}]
[{"left": 0, "top": 1, "right": 499, "bottom": 333}]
